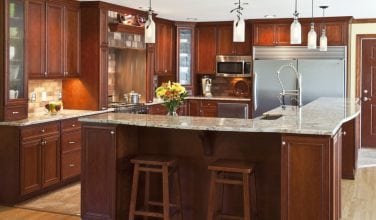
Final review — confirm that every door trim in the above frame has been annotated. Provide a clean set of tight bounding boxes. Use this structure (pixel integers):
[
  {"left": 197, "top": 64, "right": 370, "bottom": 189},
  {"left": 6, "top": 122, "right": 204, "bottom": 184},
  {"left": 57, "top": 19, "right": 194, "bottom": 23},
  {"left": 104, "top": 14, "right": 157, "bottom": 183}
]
[{"left": 355, "top": 34, "right": 376, "bottom": 98}]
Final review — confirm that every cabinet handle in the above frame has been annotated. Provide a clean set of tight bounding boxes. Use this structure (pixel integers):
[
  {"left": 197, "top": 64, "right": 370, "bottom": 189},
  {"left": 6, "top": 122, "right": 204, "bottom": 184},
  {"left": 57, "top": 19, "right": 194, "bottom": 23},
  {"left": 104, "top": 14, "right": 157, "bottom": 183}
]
[
  {"left": 164, "top": 69, "right": 167, "bottom": 73},
  {"left": 72, "top": 124, "right": 76, "bottom": 127},
  {"left": 41, "top": 140, "right": 46, "bottom": 145},
  {"left": 41, "top": 129, "right": 45, "bottom": 133},
  {"left": 110, "top": 131, "right": 115, "bottom": 135},
  {"left": 68, "top": 141, "right": 76, "bottom": 144},
  {"left": 44, "top": 72, "right": 47, "bottom": 77},
  {"left": 69, "top": 163, "right": 75, "bottom": 167},
  {"left": 343, "top": 131, "right": 347, "bottom": 136},
  {"left": 282, "top": 141, "right": 286, "bottom": 146},
  {"left": 12, "top": 111, "right": 19, "bottom": 114}
]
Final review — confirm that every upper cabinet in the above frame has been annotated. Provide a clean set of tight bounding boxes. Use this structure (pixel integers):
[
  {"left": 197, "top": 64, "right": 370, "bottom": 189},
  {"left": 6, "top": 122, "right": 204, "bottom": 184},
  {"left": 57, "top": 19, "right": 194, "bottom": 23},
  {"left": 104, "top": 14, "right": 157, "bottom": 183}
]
[
  {"left": 253, "top": 17, "right": 351, "bottom": 46},
  {"left": 216, "top": 23, "right": 252, "bottom": 55},
  {"left": 0, "top": 0, "right": 28, "bottom": 121},
  {"left": 195, "top": 25, "right": 217, "bottom": 74},
  {"left": 155, "top": 20, "right": 175, "bottom": 75},
  {"left": 27, "top": 0, "right": 80, "bottom": 79},
  {"left": 253, "top": 22, "right": 290, "bottom": 46}
]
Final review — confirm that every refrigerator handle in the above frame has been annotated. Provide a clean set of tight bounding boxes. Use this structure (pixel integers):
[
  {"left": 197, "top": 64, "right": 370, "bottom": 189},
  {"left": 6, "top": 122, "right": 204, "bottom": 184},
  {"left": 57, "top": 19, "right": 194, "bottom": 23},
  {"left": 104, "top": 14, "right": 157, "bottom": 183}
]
[{"left": 253, "top": 72, "right": 258, "bottom": 111}]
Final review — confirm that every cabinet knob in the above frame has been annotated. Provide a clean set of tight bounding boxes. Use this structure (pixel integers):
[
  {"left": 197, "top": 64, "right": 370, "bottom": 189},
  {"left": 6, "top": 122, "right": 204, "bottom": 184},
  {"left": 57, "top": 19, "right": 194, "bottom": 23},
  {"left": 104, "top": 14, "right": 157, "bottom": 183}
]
[
  {"left": 72, "top": 124, "right": 76, "bottom": 127},
  {"left": 69, "top": 141, "right": 76, "bottom": 144},
  {"left": 110, "top": 131, "right": 115, "bottom": 135},
  {"left": 41, "top": 129, "right": 45, "bottom": 133},
  {"left": 164, "top": 69, "right": 168, "bottom": 73},
  {"left": 282, "top": 141, "right": 286, "bottom": 146},
  {"left": 343, "top": 131, "right": 347, "bottom": 136},
  {"left": 12, "top": 111, "right": 19, "bottom": 114},
  {"left": 69, "top": 163, "right": 75, "bottom": 167}
]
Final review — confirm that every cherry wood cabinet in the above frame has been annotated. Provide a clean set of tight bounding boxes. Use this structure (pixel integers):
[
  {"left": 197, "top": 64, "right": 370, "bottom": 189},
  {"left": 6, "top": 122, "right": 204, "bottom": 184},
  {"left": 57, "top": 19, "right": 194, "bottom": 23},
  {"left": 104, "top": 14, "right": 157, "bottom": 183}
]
[
  {"left": 27, "top": 0, "right": 80, "bottom": 79},
  {"left": 281, "top": 132, "right": 341, "bottom": 220},
  {"left": 195, "top": 25, "right": 217, "bottom": 74},
  {"left": 253, "top": 22, "right": 290, "bottom": 46},
  {"left": 61, "top": 118, "right": 82, "bottom": 181},
  {"left": 216, "top": 23, "right": 252, "bottom": 55},
  {"left": 155, "top": 20, "right": 175, "bottom": 75},
  {"left": 20, "top": 122, "right": 61, "bottom": 196},
  {"left": 147, "top": 103, "right": 188, "bottom": 116},
  {"left": 189, "top": 100, "right": 218, "bottom": 117},
  {"left": 342, "top": 116, "right": 360, "bottom": 179}
]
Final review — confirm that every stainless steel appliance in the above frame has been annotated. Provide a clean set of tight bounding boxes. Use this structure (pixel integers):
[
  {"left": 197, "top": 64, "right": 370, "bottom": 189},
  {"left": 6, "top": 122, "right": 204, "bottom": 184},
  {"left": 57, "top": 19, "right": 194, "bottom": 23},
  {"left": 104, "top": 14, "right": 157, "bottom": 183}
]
[
  {"left": 216, "top": 55, "right": 252, "bottom": 77},
  {"left": 253, "top": 46, "right": 346, "bottom": 117},
  {"left": 201, "top": 76, "right": 213, "bottom": 97},
  {"left": 217, "top": 103, "right": 249, "bottom": 119}
]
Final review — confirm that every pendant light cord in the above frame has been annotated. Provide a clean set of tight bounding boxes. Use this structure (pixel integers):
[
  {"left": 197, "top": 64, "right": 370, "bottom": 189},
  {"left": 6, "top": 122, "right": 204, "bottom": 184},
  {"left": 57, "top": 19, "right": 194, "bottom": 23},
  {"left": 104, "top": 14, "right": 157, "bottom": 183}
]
[
  {"left": 294, "top": 0, "right": 297, "bottom": 14},
  {"left": 311, "top": 0, "right": 314, "bottom": 23},
  {"left": 146, "top": 0, "right": 152, "bottom": 29}
]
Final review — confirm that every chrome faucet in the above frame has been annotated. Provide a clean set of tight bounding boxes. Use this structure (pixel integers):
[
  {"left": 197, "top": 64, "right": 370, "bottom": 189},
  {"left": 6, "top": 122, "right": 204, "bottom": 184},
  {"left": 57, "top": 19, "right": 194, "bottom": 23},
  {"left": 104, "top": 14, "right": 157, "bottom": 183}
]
[{"left": 276, "top": 63, "right": 302, "bottom": 109}]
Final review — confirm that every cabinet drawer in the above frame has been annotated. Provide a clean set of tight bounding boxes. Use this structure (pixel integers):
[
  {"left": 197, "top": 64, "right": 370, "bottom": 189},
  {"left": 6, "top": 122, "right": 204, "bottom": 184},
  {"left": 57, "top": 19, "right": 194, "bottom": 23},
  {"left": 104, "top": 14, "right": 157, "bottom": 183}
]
[
  {"left": 21, "top": 122, "right": 60, "bottom": 140},
  {"left": 61, "top": 131, "right": 81, "bottom": 153},
  {"left": 61, "top": 149, "right": 81, "bottom": 180},
  {"left": 61, "top": 118, "right": 81, "bottom": 132},
  {"left": 4, "top": 105, "right": 28, "bottom": 121},
  {"left": 200, "top": 101, "right": 217, "bottom": 108}
]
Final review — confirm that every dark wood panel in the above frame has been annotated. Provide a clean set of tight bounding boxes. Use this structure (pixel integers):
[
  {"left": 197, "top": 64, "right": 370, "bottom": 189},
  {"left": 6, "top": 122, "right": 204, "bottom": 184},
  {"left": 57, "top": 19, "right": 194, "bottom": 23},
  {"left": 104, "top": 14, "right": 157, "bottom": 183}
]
[
  {"left": 253, "top": 23, "right": 275, "bottom": 45},
  {"left": 61, "top": 117, "right": 81, "bottom": 132},
  {"left": 275, "top": 23, "right": 290, "bottom": 45},
  {"left": 82, "top": 125, "right": 117, "bottom": 220},
  {"left": 27, "top": 0, "right": 46, "bottom": 78},
  {"left": 65, "top": 4, "right": 80, "bottom": 77},
  {"left": 155, "top": 20, "right": 175, "bottom": 75},
  {"left": 41, "top": 134, "right": 60, "bottom": 188},
  {"left": 342, "top": 118, "right": 357, "bottom": 179},
  {"left": 46, "top": 1, "right": 64, "bottom": 77},
  {"left": 61, "top": 148, "right": 81, "bottom": 181},
  {"left": 20, "top": 138, "right": 41, "bottom": 196},
  {"left": 217, "top": 25, "right": 234, "bottom": 55},
  {"left": 61, "top": 130, "right": 81, "bottom": 153},
  {"left": 195, "top": 25, "right": 216, "bottom": 74}
]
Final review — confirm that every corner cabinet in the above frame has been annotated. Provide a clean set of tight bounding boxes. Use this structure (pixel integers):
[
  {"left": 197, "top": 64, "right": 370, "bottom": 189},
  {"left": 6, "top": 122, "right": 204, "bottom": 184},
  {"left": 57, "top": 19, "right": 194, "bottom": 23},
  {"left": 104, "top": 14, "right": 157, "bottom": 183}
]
[
  {"left": 0, "top": 0, "right": 28, "bottom": 121},
  {"left": 27, "top": 0, "right": 80, "bottom": 79}
]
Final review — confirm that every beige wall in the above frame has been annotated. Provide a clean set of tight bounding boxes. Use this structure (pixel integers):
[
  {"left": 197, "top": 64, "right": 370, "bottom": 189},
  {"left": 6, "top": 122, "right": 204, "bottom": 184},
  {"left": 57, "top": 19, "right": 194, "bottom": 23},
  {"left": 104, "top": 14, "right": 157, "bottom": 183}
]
[{"left": 349, "top": 23, "right": 376, "bottom": 98}]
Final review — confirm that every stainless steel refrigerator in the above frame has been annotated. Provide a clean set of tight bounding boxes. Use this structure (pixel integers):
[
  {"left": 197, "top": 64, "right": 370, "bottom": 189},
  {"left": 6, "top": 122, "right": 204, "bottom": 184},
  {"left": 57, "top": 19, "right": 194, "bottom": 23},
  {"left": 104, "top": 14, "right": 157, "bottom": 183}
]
[{"left": 252, "top": 46, "right": 346, "bottom": 117}]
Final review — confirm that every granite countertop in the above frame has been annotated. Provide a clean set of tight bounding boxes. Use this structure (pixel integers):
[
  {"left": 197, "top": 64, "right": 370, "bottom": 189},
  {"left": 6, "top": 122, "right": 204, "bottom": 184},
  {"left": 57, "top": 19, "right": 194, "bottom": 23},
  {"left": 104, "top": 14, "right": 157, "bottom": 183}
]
[
  {"left": 79, "top": 98, "right": 360, "bottom": 136},
  {"left": 0, "top": 109, "right": 113, "bottom": 126}
]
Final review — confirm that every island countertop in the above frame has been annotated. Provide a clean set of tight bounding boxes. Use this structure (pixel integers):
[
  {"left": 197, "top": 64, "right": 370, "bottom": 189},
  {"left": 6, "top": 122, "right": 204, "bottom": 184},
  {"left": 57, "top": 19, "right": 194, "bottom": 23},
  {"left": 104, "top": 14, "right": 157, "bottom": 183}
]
[{"left": 79, "top": 97, "right": 360, "bottom": 136}]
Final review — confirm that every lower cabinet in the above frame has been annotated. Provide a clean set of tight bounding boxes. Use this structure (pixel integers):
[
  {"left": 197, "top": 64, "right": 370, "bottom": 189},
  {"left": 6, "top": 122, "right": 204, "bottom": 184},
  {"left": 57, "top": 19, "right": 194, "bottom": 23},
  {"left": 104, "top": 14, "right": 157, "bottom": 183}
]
[
  {"left": 147, "top": 103, "right": 188, "bottom": 116},
  {"left": 342, "top": 116, "right": 360, "bottom": 179},
  {"left": 189, "top": 100, "right": 217, "bottom": 117}
]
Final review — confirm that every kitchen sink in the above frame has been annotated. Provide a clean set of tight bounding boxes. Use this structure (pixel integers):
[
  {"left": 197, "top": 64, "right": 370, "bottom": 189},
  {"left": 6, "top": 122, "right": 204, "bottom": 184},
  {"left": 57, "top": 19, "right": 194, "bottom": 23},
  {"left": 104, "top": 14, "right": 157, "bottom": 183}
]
[{"left": 260, "top": 114, "right": 283, "bottom": 120}]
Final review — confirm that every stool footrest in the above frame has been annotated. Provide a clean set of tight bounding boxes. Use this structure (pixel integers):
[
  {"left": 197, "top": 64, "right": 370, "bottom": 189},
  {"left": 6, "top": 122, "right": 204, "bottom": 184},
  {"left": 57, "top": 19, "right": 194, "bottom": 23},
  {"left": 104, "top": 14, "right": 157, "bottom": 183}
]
[
  {"left": 139, "top": 167, "right": 163, "bottom": 173},
  {"left": 216, "top": 178, "right": 243, "bottom": 185},
  {"left": 134, "top": 210, "right": 164, "bottom": 218},
  {"left": 148, "top": 200, "right": 178, "bottom": 208},
  {"left": 217, "top": 213, "right": 244, "bottom": 220}
]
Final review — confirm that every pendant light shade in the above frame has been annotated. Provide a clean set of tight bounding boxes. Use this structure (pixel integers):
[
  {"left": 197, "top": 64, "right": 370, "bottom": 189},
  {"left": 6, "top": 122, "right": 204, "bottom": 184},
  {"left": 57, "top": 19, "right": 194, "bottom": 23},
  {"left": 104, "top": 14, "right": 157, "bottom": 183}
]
[
  {"left": 290, "top": 0, "right": 301, "bottom": 44},
  {"left": 230, "top": 0, "right": 247, "bottom": 42},
  {"left": 233, "top": 18, "right": 245, "bottom": 42},
  {"left": 145, "top": 0, "right": 155, "bottom": 43},
  {"left": 307, "top": 0, "right": 316, "bottom": 49},
  {"left": 319, "top": 6, "right": 329, "bottom": 51}
]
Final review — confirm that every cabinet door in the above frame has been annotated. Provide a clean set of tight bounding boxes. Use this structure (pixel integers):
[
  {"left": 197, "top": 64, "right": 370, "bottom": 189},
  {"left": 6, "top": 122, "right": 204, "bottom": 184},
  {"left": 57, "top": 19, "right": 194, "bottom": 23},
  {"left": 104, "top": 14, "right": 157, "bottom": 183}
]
[
  {"left": 188, "top": 100, "right": 200, "bottom": 116},
  {"left": 64, "top": 5, "right": 80, "bottom": 77},
  {"left": 253, "top": 23, "right": 275, "bottom": 46},
  {"left": 217, "top": 25, "right": 234, "bottom": 55},
  {"left": 234, "top": 23, "right": 252, "bottom": 55},
  {"left": 20, "top": 138, "right": 41, "bottom": 195},
  {"left": 46, "top": 1, "right": 64, "bottom": 77},
  {"left": 27, "top": 0, "right": 46, "bottom": 78},
  {"left": 275, "top": 23, "right": 290, "bottom": 45},
  {"left": 320, "top": 22, "right": 346, "bottom": 46},
  {"left": 195, "top": 26, "right": 216, "bottom": 74},
  {"left": 155, "top": 21, "right": 175, "bottom": 75},
  {"left": 41, "top": 134, "right": 60, "bottom": 188}
]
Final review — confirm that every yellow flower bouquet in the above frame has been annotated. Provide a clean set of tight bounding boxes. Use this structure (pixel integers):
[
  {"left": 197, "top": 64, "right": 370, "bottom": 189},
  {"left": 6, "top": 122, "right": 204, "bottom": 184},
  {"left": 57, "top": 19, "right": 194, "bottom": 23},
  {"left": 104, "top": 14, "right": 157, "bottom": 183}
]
[{"left": 155, "top": 81, "right": 188, "bottom": 115}]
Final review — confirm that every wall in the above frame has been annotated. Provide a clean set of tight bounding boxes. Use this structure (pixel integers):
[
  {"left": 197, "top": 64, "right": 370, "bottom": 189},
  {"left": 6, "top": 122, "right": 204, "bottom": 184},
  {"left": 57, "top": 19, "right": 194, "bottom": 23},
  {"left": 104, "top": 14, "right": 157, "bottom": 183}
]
[
  {"left": 28, "top": 80, "right": 62, "bottom": 113},
  {"left": 349, "top": 22, "right": 376, "bottom": 98}
]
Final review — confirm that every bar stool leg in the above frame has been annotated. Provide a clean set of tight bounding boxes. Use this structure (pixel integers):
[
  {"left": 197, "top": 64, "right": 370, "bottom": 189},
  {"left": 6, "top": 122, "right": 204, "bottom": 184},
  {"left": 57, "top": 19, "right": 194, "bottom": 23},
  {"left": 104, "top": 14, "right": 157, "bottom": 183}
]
[
  {"left": 162, "top": 165, "right": 171, "bottom": 220},
  {"left": 174, "top": 168, "right": 183, "bottom": 220},
  {"left": 242, "top": 173, "right": 251, "bottom": 220},
  {"left": 207, "top": 171, "right": 217, "bottom": 220},
  {"left": 250, "top": 172, "right": 257, "bottom": 219},
  {"left": 129, "top": 164, "right": 140, "bottom": 220},
  {"left": 144, "top": 171, "right": 150, "bottom": 220}
]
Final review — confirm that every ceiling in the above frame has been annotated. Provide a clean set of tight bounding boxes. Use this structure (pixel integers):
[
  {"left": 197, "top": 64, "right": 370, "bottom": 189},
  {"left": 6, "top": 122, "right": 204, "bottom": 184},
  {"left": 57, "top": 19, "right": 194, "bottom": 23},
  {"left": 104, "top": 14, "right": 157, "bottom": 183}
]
[{"left": 80, "top": 0, "right": 375, "bottom": 21}]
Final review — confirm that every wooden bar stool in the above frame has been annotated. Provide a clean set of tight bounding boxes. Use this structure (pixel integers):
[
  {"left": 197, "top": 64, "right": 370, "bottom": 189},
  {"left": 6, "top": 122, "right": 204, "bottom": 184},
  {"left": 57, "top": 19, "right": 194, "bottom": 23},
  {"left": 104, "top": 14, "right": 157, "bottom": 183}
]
[
  {"left": 129, "top": 155, "right": 183, "bottom": 220},
  {"left": 207, "top": 159, "right": 257, "bottom": 220}
]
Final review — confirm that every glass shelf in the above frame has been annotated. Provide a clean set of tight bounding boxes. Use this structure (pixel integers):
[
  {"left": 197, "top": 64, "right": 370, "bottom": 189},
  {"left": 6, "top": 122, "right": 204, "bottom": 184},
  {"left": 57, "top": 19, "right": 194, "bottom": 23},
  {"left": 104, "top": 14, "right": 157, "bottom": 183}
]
[{"left": 177, "top": 28, "right": 193, "bottom": 86}]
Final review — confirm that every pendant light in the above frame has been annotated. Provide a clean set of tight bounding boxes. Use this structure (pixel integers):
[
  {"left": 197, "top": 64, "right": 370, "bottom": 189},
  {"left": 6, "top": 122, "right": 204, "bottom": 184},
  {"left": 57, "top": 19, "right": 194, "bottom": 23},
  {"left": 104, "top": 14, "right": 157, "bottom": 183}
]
[
  {"left": 231, "top": 0, "right": 246, "bottom": 42},
  {"left": 307, "top": 0, "right": 317, "bottom": 49},
  {"left": 319, "top": 6, "right": 328, "bottom": 51},
  {"left": 290, "top": 0, "right": 301, "bottom": 44},
  {"left": 144, "top": 0, "right": 155, "bottom": 43}
]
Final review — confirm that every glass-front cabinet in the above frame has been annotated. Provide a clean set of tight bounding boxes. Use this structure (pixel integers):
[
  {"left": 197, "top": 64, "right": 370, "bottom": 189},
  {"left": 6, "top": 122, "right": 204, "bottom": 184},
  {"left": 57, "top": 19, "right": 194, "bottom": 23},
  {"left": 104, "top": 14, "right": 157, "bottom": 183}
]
[
  {"left": 1, "top": 0, "right": 28, "bottom": 121},
  {"left": 176, "top": 25, "right": 194, "bottom": 95}
]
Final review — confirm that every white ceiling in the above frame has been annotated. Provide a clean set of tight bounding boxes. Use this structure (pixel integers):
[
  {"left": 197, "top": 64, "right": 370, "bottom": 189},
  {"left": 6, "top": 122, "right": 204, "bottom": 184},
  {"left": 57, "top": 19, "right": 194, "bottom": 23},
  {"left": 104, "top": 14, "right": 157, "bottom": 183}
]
[{"left": 79, "top": 0, "right": 376, "bottom": 21}]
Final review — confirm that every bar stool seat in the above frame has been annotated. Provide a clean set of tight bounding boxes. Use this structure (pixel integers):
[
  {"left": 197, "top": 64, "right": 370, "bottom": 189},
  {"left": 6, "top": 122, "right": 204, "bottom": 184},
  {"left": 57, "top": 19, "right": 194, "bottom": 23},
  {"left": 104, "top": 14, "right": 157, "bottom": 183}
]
[
  {"left": 129, "top": 155, "right": 183, "bottom": 220},
  {"left": 207, "top": 159, "right": 257, "bottom": 220}
]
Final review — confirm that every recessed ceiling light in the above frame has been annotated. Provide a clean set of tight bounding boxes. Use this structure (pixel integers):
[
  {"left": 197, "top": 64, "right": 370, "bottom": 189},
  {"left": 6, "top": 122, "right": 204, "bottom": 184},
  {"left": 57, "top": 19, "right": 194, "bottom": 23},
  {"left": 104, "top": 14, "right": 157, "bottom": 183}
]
[{"left": 264, "top": 14, "right": 276, "bottom": 19}]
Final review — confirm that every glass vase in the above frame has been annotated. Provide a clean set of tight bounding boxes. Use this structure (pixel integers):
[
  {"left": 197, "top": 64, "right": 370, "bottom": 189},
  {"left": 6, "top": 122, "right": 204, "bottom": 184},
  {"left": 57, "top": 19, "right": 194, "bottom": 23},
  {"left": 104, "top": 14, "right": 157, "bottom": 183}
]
[{"left": 167, "top": 106, "right": 178, "bottom": 116}]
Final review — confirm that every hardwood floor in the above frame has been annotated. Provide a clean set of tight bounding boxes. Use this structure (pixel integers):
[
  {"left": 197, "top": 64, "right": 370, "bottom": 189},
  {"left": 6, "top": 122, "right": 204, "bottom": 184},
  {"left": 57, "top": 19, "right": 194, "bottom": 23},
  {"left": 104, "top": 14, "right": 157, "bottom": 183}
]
[
  {"left": 0, "top": 167, "right": 375, "bottom": 219},
  {"left": 0, "top": 206, "right": 80, "bottom": 220}
]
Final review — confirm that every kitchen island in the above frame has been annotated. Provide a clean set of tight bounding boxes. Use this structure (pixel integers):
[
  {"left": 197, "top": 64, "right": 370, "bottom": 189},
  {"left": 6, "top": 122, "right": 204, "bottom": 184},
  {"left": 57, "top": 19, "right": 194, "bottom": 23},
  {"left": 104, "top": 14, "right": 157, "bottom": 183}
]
[{"left": 79, "top": 98, "right": 360, "bottom": 220}]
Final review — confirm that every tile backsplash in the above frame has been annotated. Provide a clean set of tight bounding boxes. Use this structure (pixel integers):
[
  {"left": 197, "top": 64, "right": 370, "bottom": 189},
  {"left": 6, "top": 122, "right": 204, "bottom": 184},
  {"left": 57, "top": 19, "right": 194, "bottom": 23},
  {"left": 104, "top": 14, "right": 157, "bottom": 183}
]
[{"left": 28, "top": 80, "right": 62, "bottom": 113}]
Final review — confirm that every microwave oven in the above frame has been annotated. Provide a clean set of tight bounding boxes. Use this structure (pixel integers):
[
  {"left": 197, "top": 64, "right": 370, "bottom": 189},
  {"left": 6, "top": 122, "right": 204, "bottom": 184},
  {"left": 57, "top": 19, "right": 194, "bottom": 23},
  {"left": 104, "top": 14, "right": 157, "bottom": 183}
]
[{"left": 216, "top": 55, "right": 252, "bottom": 77}]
